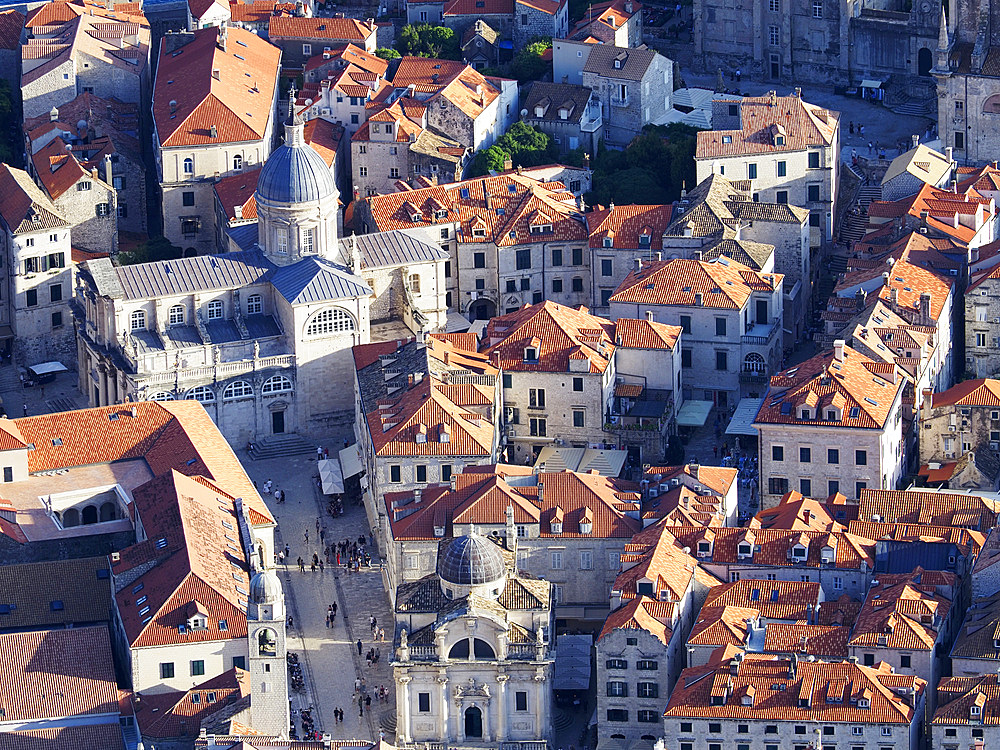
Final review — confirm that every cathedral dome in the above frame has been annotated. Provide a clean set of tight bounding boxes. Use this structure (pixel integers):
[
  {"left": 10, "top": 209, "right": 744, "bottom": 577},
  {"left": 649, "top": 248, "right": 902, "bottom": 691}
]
[
  {"left": 249, "top": 568, "right": 283, "bottom": 605},
  {"left": 256, "top": 120, "right": 337, "bottom": 205},
  {"left": 438, "top": 533, "right": 506, "bottom": 586}
]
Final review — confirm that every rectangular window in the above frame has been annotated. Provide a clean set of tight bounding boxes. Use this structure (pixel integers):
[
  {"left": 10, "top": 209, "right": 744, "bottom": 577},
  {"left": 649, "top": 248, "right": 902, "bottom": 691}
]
[
  {"left": 601, "top": 259, "right": 613, "bottom": 276},
  {"left": 233, "top": 655, "right": 246, "bottom": 670},
  {"left": 49, "top": 284, "right": 62, "bottom": 302},
  {"left": 182, "top": 191, "right": 195, "bottom": 206},
  {"left": 606, "top": 681, "right": 627, "bottom": 697},
  {"left": 573, "top": 377, "right": 584, "bottom": 392},
  {"left": 856, "top": 481, "right": 867, "bottom": 497},
  {"left": 515, "top": 691, "right": 527, "bottom": 711},
  {"left": 390, "top": 465, "right": 401, "bottom": 483},
  {"left": 502, "top": 373, "right": 512, "bottom": 389},
  {"left": 808, "top": 151, "right": 820, "bottom": 169},
  {"left": 800, "top": 447, "right": 811, "bottom": 463},
  {"left": 529, "top": 389, "right": 545, "bottom": 408},
  {"left": 516, "top": 249, "right": 531, "bottom": 269},
  {"left": 606, "top": 709, "right": 628, "bottom": 722},
  {"left": 808, "top": 184, "right": 821, "bottom": 202},
  {"left": 769, "top": 477, "right": 789, "bottom": 494},
  {"left": 776, "top": 190, "right": 788, "bottom": 203},
  {"left": 800, "top": 478, "right": 811, "bottom": 496},
  {"left": 441, "top": 464, "right": 452, "bottom": 482},
  {"left": 580, "top": 550, "right": 593, "bottom": 569},
  {"left": 418, "top": 692, "right": 431, "bottom": 712},
  {"left": 551, "top": 551, "right": 562, "bottom": 569},
  {"left": 828, "top": 448, "right": 839, "bottom": 464},
  {"left": 900, "top": 654, "right": 911, "bottom": 668},
  {"left": 637, "top": 682, "right": 658, "bottom": 698},
  {"left": 956, "top": 131, "right": 965, "bottom": 149},
  {"left": 748, "top": 163, "right": 757, "bottom": 179},
  {"left": 416, "top": 465, "right": 427, "bottom": 483},
  {"left": 777, "top": 161, "right": 787, "bottom": 177},
  {"left": 26, "top": 289, "right": 37, "bottom": 307},
  {"left": 680, "top": 723, "right": 692, "bottom": 733},
  {"left": 715, "top": 317, "right": 727, "bottom": 336},
  {"left": 552, "top": 248, "right": 563, "bottom": 266},
  {"left": 679, "top": 315, "right": 691, "bottom": 334},
  {"left": 772, "top": 446, "right": 784, "bottom": 461},
  {"left": 529, "top": 418, "right": 546, "bottom": 436},
  {"left": 637, "top": 710, "right": 659, "bottom": 723},
  {"left": 474, "top": 252, "right": 486, "bottom": 268},
  {"left": 191, "top": 660, "right": 205, "bottom": 676},
  {"left": 49, "top": 252, "right": 64, "bottom": 269},
  {"left": 572, "top": 247, "right": 583, "bottom": 265},
  {"left": 829, "top": 480, "right": 839, "bottom": 495},
  {"left": 2, "top": 467, "right": 10, "bottom": 483},
  {"left": 715, "top": 351, "right": 727, "bottom": 370},
  {"left": 855, "top": 449, "right": 867, "bottom": 465},
  {"left": 160, "top": 662, "right": 175, "bottom": 679},
  {"left": 358, "top": 166, "right": 368, "bottom": 177},
  {"left": 51, "top": 311, "right": 62, "bottom": 329},
  {"left": 572, "top": 277, "right": 584, "bottom": 292},
  {"left": 681, "top": 349, "right": 692, "bottom": 368},
  {"left": 812, "top": 0, "right": 822, "bottom": 17}
]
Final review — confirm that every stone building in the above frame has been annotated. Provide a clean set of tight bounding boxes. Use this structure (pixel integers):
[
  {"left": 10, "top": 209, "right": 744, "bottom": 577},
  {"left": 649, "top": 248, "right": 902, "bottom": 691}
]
[
  {"left": 659, "top": 175, "right": 815, "bottom": 347},
  {"left": 609, "top": 256, "right": 784, "bottom": 408},
  {"left": 21, "top": 2, "right": 151, "bottom": 120},
  {"left": 0, "top": 164, "right": 77, "bottom": 366},
  {"left": 881, "top": 141, "right": 956, "bottom": 202},
  {"left": 350, "top": 99, "right": 466, "bottom": 197},
  {"left": 596, "top": 522, "right": 720, "bottom": 750},
  {"left": 932, "top": 674, "right": 1000, "bottom": 750},
  {"left": 186, "top": 0, "right": 231, "bottom": 30},
  {"left": 663, "top": 650, "right": 926, "bottom": 750},
  {"left": 692, "top": 0, "right": 940, "bottom": 88},
  {"left": 353, "top": 334, "right": 503, "bottom": 536},
  {"left": 23, "top": 94, "right": 149, "bottom": 237},
  {"left": 153, "top": 26, "right": 281, "bottom": 255},
  {"left": 933, "top": 0, "right": 1000, "bottom": 164},
  {"left": 754, "top": 342, "right": 907, "bottom": 507},
  {"left": 579, "top": 44, "right": 672, "bottom": 149},
  {"left": 919, "top": 380, "right": 1000, "bottom": 489},
  {"left": 481, "top": 301, "right": 616, "bottom": 458},
  {"left": 0, "top": 9, "right": 23, "bottom": 89},
  {"left": 296, "top": 44, "right": 389, "bottom": 138},
  {"left": 696, "top": 93, "right": 840, "bottom": 247},
  {"left": 964, "top": 267, "right": 1000, "bottom": 378},
  {"left": 267, "top": 16, "right": 377, "bottom": 68},
  {"left": 566, "top": 0, "right": 642, "bottom": 47},
  {"left": 75, "top": 117, "right": 378, "bottom": 443},
  {"left": 383, "top": 463, "right": 642, "bottom": 622},
  {"left": 405, "top": 0, "right": 568, "bottom": 49},
  {"left": 523, "top": 82, "right": 603, "bottom": 156},
  {"left": 392, "top": 533, "right": 554, "bottom": 746},
  {"left": 461, "top": 20, "right": 500, "bottom": 70},
  {"left": 30, "top": 138, "right": 117, "bottom": 254},
  {"left": 641, "top": 464, "right": 740, "bottom": 527},
  {"left": 356, "top": 172, "right": 590, "bottom": 319}
]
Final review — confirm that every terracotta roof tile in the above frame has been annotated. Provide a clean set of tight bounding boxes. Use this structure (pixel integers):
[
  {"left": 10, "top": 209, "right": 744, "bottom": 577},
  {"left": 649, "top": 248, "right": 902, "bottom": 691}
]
[
  {"left": 934, "top": 674, "right": 1000, "bottom": 725},
  {"left": 213, "top": 165, "right": 260, "bottom": 222},
  {"left": 587, "top": 203, "right": 673, "bottom": 249},
  {"left": 762, "top": 623, "right": 850, "bottom": 657},
  {"left": 0, "top": 9, "right": 23, "bottom": 49},
  {"left": 153, "top": 26, "right": 280, "bottom": 148},
  {"left": 613, "top": 522, "right": 722, "bottom": 603},
  {"left": 702, "top": 579, "right": 821, "bottom": 620},
  {"left": 696, "top": 94, "right": 839, "bottom": 158},
  {"left": 0, "top": 163, "right": 70, "bottom": 234},
  {"left": 599, "top": 595, "right": 675, "bottom": 644},
  {"left": 858, "top": 487, "right": 999, "bottom": 528},
  {"left": 610, "top": 256, "right": 781, "bottom": 309},
  {"left": 0, "top": 724, "right": 126, "bottom": 750},
  {"left": 134, "top": 668, "right": 250, "bottom": 738},
  {"left": 750, "top": 491, "right": 851, "bottom": 531},
  {"left": 268, "top": 15, "right": 374, "bottom": 41},
  {"left": 848, "top": 569, "right": 951, "bottom": 651}
]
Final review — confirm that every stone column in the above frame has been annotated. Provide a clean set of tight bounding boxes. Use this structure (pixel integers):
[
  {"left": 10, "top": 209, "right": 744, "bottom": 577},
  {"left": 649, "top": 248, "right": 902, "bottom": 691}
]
[
  {"left": 397, "top": 674, "right": 412, "bottom": 743},
  {"left": 495, "top": 672, "right": 509, "bottom": 741},
  {"left": 438, "top": 672, "right": 450, "bottom": 741},
  {"left": 534, "top": 668, "right": 547, "bottom": 740}
]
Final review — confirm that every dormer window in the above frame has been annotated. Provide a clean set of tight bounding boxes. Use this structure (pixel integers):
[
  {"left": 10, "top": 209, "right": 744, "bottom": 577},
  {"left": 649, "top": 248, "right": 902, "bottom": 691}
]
[
  {"left": 738, "top": 543, "right": 752, "bottom": 558},
  {"left": 603, "top": 237, "right": 613, "bottom": 247},
  {"left": 791, "top": 545, "right": 807, "bottom": 559},
  {"left": 410, "top": 210, "right": 422, "bottom": 222},
  {"left": 697, "top": 541, "right": 712, "bottom": 557},
  {"left": 579, "top": 515, "right": 593, "bottom": 534},
  {"left": 858, "top": 697, "right": 870, "bottom": 708},
  {"left": 534, "top": 105, "right": 546, "bottom": 117},
  {"left": 530, "top": 223, "right": 552, "bottom": 234},
  {"left": 821, "top": 545, "right": 835, "bottom": 563},
  {"left": 637, "top": 581, "right": 653, "bottom": 595},
  {"left": 187, "top": 614, "right": 207, "bottom": 631},
  {"left": 434, "top": 525, "right": 445, "bottom": 537},
  {"left": 435, "top": 209, "right": 448, "bottom": 219},
  {"left": 775, "top": 135, "right": 785, "bottom": 146},
  {"left": 710, "top": 695, "right": 724, "bottom": 706},
  {"left": 551, "top": 521, "right": 562, "bottom": 534},
  {"left": 826, "top": 409, "right": 839, "bottom": 421},
  {"left": 799, "top": 408, "right": 811, "bottom": 420},
  {"left": 472, "top": 226, "right": 487, "bottom": 237},
  {"left": 524, "top": 346, "right": 538, "bottom": 362},
  {"left": 972, "top": 705, "right": 982, "bottom": 717},
  {"left": 638, "top": 233, "right": 651, "bottom": 247},
  {"left": 722, "top": 135, "right": 732, "bottom": 144}
]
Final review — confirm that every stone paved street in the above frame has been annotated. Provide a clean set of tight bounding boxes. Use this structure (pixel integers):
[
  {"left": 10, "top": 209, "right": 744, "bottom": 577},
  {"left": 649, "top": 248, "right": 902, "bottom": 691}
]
[{"left": 238, "top": 447, "right": 396, "bottom": 742}]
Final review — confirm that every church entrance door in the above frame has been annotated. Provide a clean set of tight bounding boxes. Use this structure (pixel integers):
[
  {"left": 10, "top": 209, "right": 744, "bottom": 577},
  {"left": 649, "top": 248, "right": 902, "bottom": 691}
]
[
  {"left": 464, "top": 706, "right": 483, "bottom": 738},
  {"left": 918, "top": 48, "right": 933, "bottom": 76},
  {"left": 272, "top": 410, "right": 285, "bottom": 434}
]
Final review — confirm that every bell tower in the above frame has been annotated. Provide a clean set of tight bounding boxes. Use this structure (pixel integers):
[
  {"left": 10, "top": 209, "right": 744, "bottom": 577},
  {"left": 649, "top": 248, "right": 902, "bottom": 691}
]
[{"left": 247, "top": 569, "right": 289, "bottom": 737}]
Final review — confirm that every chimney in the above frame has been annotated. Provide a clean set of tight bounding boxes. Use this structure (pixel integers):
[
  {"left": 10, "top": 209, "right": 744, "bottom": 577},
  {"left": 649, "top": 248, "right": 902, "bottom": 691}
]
[
  {"left": 645, "top": 310, "right": 653, "bottom": 322},
  {"left": 834, "top": 339, "right": 845, "bottom": 362},
  {"left": 503, "top": 157, "right": 512, "bottom": 171},
  {"left": 49, "top": 106, "right": 59, "bottom": 122},
  {"left": 951, "top": 179, "right": 958, "bottom": 192},
  {"left": 212, "top": 68, "right": 220, "bottom": 81},
  {"left": 922, "top": 388, "right": 933, "bottom": 415},
  {"left": 890, "top": 287, "right": 898, "bottom": 304},
  {"left": 635, "top": 258, "right": 643, "bottom": 272},
  {"left": 794, "top": 86, "right": 801, "bottom": 98},
  {"left": 413, "top": 488, "right": 422, "bottom": 503},
  {"left": 882, "top": 271, "right": 891, "bottom": 287},
  {"left": 169, "top": 100, "right": 178, "bottom": 114},
  {"left": 945, "top": 146, "right": 954, "bottom": 163},
  {"left": 209, "top": 125, "right": 218, "bottom": 138},
  {"left": 692, "top": 249, "right": 702, "bottom": 260},
  {"left": 912, "top": 134, "right": 920, "bottom": 149},
  {"left": 919, "top": 209, "right": 929, "bottom": 229},
  {"left": 689, "top": 461, "right": 700, "bottom": 479},
  {"left": 104, "top": 152, "right": 112, "bottom": 188},
  {"left": 920, "top": 292, "right": 932, "bottom": 324}
]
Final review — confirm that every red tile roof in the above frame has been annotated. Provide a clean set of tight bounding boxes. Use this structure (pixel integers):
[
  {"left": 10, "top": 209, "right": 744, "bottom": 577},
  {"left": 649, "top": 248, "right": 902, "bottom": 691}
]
[
  {"left": 642, "top": 464, "right": 737, "bottom": 496},
  {"left": 481, "top": 300, "right": 614, "bottom": 374},
  {"left": 0, "top": 163, "right": 70, "bottom": 234},
  {"left": 614, "top": 522, "right": 722, "bottom": 603},
  {"left": 214, "top": 165, "right": 260, "bottom": 222},
  {"left": 664, "top": 652, "right": 923, "bottom": 724},
  {"left": 858, "top": 487, "right": 999, "bottom": 528},
  {"left": 303, "top": 118, "right": 345, "bottom": 167},
  {"left": 153, "top": 26, "right": 280, "bottom": 148},
  {"left": 762, "top": 623, "right": 850, "bottom": 657},
  {"left": 32, "top": 136, "right": 96, "bottom": 199},
  {"left": 0, "top": 725, "right": 126, "bottom": 750},
  {"left": 0, "top": 9, "right": 24, "bottom": 49},
  {"left": 702, "top": 579, "right": 822, "bottom": 621},
  {"left": 834, "top": 255, "right": 953, "bottom": 323},
  {"left": 135, "top": 668, "right": 250, "bottom": 738},
  {"left": 0, "top": 626, "right": 120, "bottom": 722},
  {"left": 868, "top": 182, "right": 995, "bottom": 247},
  {"left": 612, "top": 317, "right": 681, "bottom": 350},
  {"left": 268, "top": 15, "right": 375, "bottom": 41},
  {"left": 848, "top": 569, "right": 952, "bottom": 651},
  {"left": 609, "top": 257, "right": 782, "bottom": 309},
  {"left": 750, "top": 491, "right": 851, "bottom": 531},
  {"left": 934, "top": 674, "right": 1000, "bottom": 725},
  {"left": 696, "top": 93, "right": 838, "bottom": 159},
  {"left": 598, "top": 595, "right": 675, "bottom": 644},
  {"left": 754, "top": 345, "right": 905, "bottom": 430},
  {"left": 392, "top": 57, "right": 501, "bottom": 119},
  {"left": 932, "top": 378, "right": 1000, "bottom": 408},
  {"left": 587, "top": 204, "right": 673, "bottom": 249}
]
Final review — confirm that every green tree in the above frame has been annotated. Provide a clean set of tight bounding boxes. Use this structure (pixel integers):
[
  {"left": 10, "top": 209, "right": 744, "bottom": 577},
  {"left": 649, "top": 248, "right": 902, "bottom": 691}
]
[
  {"left": 396, "top": 24, "right": 461, "bottom": 59},
  {"left": 117, "top": 236, "right": 183, "bottom": 266},
  {"left": 466, "top": 144, "right": 510, "bottom": 177},
  {"left": 510, "top": 39, "right": 551, "bottom": 83},
  {"left": 375, "top": 47, "right": 401, "bottom": 60},
  {"left": 499, "top": 121, "right": 556, "bottom": 167}
]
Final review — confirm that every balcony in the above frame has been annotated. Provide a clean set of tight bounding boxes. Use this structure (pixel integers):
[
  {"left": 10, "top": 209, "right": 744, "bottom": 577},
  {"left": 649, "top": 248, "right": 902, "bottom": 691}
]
[
  {"left": 611, "top": 95, "right": 629, "bottom": 108},
  {"left": 581, "top": 101, "right": 603, "bottom": 133},
  {"left": 742, "top": 319, "right": 780, "bottom": 346},
  {"left": 739, "top": 368, "right": 770, "bottom": 385}
]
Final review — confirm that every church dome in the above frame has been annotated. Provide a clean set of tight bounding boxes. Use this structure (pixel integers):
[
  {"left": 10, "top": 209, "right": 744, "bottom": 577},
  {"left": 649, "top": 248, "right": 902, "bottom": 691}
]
[
  {"left": 256, "top": 120, "right": 337, "bottom": 205},
  {"left": 438, "top": 533, "right": 506, "bottom": 586},
  {"left": 249, "top": 569, "right": 283, "bottom": 605}
]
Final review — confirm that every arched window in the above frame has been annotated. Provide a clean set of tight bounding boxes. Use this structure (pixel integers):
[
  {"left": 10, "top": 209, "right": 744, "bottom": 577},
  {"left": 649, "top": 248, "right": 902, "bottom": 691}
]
[
  {"left": 984, "top": 94, "right": 1000, "bottom": 114},
  {"left": 448, "top": 639, "right": 471, "bottom": 659},
  {"left": 305, "top": 308, "right": 356, "bottom": 336},
  {"left": 207, "top": 300, "right": 224, "bottom": 320},
  {"left": 223, "top": 380, "right": 254, "bottom": 401},
  {"left": 186, "top": 385, "right": 216, "bottom": 403},
  {"left": 81, "top": 505, "right": 98, "bottom": 525},
  {"left": 247, "top": 294, "right": 263, "bottom": 315},
  {"left": 257, "top": 627, "right": 277, "bottom": 656},
  {"left": 743, "top": 352, "right": 767, "bottom": 373},
  {"left": 473, "top": 638, "right": 495, "bottom": 659},
  {"left": 99, "top": 501, "right": 117, "bottom": 522},
  {"left": 183, "top": 157, "right": 194, "bottom": 175},
  {"left": 261, "top": 375, "right": 293, "bottom": 394},
  {"left": 168, "top": 305, "right": 185, "bottom": 326},
  {"left": 62, "top": 507, "right": 80, "bottom": 527},
  {"left": 148, "top": 391, "right": 175, "bottom": 401},
  {"left": 233, "top": 154, "right": 243, "bottom": 171},
  {"left": 130, "top": 310, "right": 145, "bottom": 330}
]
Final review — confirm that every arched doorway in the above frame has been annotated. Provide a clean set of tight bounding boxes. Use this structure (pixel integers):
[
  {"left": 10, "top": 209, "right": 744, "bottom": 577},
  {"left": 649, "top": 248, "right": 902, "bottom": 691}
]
[
  {"left": 183, "top": 247, "right": 198, "bottom": 257},
  {"left": 468, "top": 299, "right": 496, "bottom": 321},
  {"left": 81, "top": 505, "right": 98, "bottom": 525},
  {"left": 918, "top": 47, "right": 933, "bottom": 76},
  {"left": 464, "top": 706, "right": 483, "bottom": 738},
  {"left": 62, "top": 508, "right": 79, "bottom": 527},
  {"left": 99, "top": 501, "right": 116, "bottom": 522}
]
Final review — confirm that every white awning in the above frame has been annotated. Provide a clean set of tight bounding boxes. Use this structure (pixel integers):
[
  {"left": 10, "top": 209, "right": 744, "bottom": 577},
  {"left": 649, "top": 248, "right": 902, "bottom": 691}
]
[
  {"left": 726, "top": 397, "right": 765, "bottom": 436},
  {"left": 534, "top": 446, "right": 627, "bottom": 477},
  {"left": 676, "top": 400, "right": 713, "bottom": 427},
  {"left": 318, "top": 459, "right": 344, "bottom": 495},
  {"left": 554, "top": 634, "right": 592, "bottom": 691},
  {"left": 28, "top": 361, "right": 68, "bottom": 376},
  {"left": 339, "top": 444, "right": 364, "bottom": 478},
  {"left": 860, "top": 79, "right": 884, "bottom": 89}
]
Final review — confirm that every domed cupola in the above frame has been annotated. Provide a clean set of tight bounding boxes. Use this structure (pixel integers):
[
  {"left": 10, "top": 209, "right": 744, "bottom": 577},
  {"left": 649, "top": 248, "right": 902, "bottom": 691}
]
[
  {"left": 255, "top": 99, "right": 340, "bottom": 266},
  {"left": 248, "top": 568, "right": 284, "bottom": 621},
  {"left": 438, "top": 532, "right": 507, "bottom": 600}
]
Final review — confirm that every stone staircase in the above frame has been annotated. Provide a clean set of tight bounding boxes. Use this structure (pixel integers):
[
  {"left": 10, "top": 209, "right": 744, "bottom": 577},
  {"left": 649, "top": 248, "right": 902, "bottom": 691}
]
[
  {"left": 856, "top": 185, "right": 882, "bottom": 211},
  {"left": 0, "top": 364, "right": 22, "bottom": 392},
  {"left": 838, "top": 212, "right": 869, "bottom": 246},
  {"left": 248, "top": 433, "right": 316, "bottom": 460}
]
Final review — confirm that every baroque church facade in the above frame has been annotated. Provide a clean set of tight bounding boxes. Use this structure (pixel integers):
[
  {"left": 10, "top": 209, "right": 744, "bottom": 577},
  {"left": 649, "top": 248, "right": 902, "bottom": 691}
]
[{"left": 75, "top": 116, "right": 442, "bottom": 444}]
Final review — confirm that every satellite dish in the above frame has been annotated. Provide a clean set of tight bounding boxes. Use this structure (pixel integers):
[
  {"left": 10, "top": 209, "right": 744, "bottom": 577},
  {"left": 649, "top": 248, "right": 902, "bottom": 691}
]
[
  {"left": 520, "top": 108, "right": 528, "bottom": 118},
  {"left": 305, "top": 98, "right": 313, "bottom": 106}
]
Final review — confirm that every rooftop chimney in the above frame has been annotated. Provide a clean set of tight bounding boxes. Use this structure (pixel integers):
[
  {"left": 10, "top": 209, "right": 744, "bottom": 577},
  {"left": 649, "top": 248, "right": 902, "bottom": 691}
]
[
  {"left": 635, "top": 258, "right": 643, "bottom": 272},
  {"left": 834, "top": 339, "right": 845, "bottom": 362},
  {"left": 945, "top": 146, "right": 954, "bottom": 163},
  {"left": 912, "top": 134, "right": 920, "bottom": 149},
  {"left": 645, "top": 310, "right": 653, "bottom": 322},
  {"left": 49, "top": 106, "right": 59, "bottom": 122}
]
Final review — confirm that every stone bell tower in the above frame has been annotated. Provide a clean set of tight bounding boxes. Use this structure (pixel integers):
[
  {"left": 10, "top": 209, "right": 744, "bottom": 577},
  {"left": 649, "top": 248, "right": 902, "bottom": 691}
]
[{"left": 246, "top": 568, "right": 289, "bottom": 737}]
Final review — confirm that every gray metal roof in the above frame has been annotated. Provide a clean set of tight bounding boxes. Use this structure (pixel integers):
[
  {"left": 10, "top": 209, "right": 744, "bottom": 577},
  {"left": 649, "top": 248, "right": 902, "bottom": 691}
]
[
  {"left": 113, "top": 250, "right": 276, "bottom": 300},
  {"left": 437, "top": 534, "right": 505, "bottom": 586},
  {"left": 336, "top": 230, "right": 447, "bottom": 270},
  {"left": 84, "top": 258, "right": 125, "bottom": 299},
  {"left": 268, "top": 256, "right": 372, "bottom": 305},
  {"left": 226, "top": 222, "right": 260, "bottom": 253},
  {"left": 257, "top": 122, "right": 338, "bottom": 205}
]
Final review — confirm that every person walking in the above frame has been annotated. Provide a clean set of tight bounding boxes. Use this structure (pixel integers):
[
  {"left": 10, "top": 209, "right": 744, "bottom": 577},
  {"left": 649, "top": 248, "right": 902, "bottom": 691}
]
[
  {"left": 359, "top": 695, "right": 364, "bottom": 717},
  {"left": 284, "top": 543, "right": 290, "bottom": 558},
  {"left": 357, "top": 638, "right": 363, "bottom": 656},
  {"left": 319, "top": 559, "right": 324, "bottom": 573},
  {"left": 365, "top": 694, "right": 372, "bottom": 712},
  {"left": 297, "top": 557, "right": 305, "bottom": 572},
  {"left": 326, "top": 613, "right": 331, "bottom": 628}
]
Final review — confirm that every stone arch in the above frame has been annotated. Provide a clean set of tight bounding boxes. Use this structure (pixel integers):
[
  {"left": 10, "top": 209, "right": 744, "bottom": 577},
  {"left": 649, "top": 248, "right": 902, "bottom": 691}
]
[
  {"left": 99, "top": 501, "right": 116, "bottom": 522},
  {"left": 81, "top": 505, "right": 98, "bottom": 525},
  {"left": 62, "top": 508, "right": 79, "bottom": 527},
  {"left": 183, "top": 247, "right": 198, "bottom": 257},
  {"left": 464, "top": 706, "right": 483, "bottom": 738},
  {"left": 469, "top": 298, "right": 496, "bottom": 321},
  {"left": 985, "top": 94, "right": 1000, "bottom": 114},
  {"left": 473, "top": 637, "right": 495, "bottom": 659},
  {"left": 744, "top": 352, "right": 766, "bottom": 373},
  {"left": 304, "top": 307, "right": 356, "bottom": 337},
  {"left": 448, "top": 639, "right": 471, "bottom": 659},
  {"left": 257, "top": 627, "right": 277, "bottom": 656},
  {"left": 918, "top": 47, "right": 933, "bottom": 76}
]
